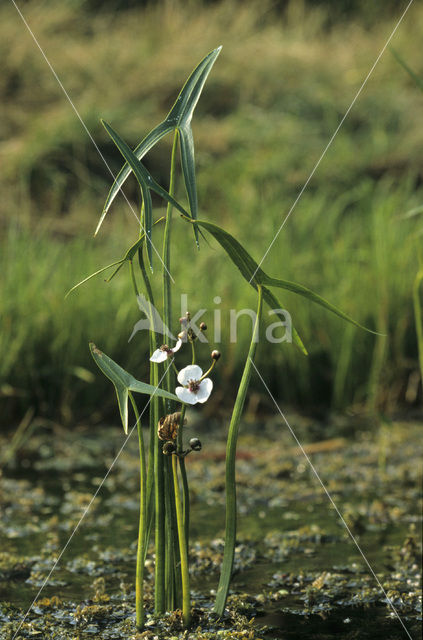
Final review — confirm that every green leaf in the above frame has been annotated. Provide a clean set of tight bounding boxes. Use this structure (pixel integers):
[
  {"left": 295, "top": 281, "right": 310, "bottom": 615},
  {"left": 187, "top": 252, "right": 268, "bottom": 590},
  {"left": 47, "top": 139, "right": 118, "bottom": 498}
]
[
  {"left": 101, "top": 119, "right": 190, "bottom": 269},
  {"left": 96, "top": 120, "right": 173, "bottom": 236},
  {"left": 168, "top": 47, "right": 222, "bottom": 127},
  {"left": 188, "top": 218, "right": 379, "bottom": 345},
  {"left": 90, "top": 343, "right": 179, "bottom": 433},
  {"left": 96, "top": 47, "right": 222, "bottom": 243},
  {"left": 66, "top": 217, "right": 166, "bottom": 295},
  {"left": 173, "top": 47, "right": 222, "bottom": 245},
  {"left": 185, "top": 218, "right": 306, "bottom": 352},
  {"left": 262, "top": 275, "right": 378, "bottom": 334},
  {"left": 261, "top": 286, "right": 308, "bottom": 355},
  {"left": 65, "top": 260, "right": 124, "bottom": 298},
  {"left": 179, "top": 126, "right": 199, "bottom": 246}
]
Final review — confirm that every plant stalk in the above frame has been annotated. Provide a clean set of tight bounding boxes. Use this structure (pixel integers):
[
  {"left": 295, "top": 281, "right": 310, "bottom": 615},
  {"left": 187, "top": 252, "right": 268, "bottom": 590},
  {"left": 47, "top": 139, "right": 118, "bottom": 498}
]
[
  {"left": 162, "top": 130, "right": 181, "bottom": 608},
  {"left": 176, "top": 404, "right": 190, "bottom": 549},
  {"left": 214, "top": 285, "right": 263, "bottom": 616},
  {"left": 413, "top": 268, "right": 423, "bottom": 382},
  {"left": 129, "top": 393, "right": 147, "bottom": 630},
  {"left": 139, "top": 246, "right": 165, "bottom": 614},
  {"left": 172, "top": 448, "right": 191, "bottom": 627}
]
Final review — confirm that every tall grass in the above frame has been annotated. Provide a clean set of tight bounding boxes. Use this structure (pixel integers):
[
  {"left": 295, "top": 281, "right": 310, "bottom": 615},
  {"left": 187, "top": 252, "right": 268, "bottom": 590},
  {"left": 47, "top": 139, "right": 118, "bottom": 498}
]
[{"left": 1, "top": 0, "right": 422, "bottom": 424}]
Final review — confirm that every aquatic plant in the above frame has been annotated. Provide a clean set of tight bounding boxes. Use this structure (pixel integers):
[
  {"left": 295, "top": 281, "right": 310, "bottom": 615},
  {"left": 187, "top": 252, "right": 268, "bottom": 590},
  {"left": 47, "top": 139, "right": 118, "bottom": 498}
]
[
  {"left": 391, "top": 48, "right": 423, "bottom": 386},
  {"left": 69, "top": 47, "right": 375, "bottom": 628}
]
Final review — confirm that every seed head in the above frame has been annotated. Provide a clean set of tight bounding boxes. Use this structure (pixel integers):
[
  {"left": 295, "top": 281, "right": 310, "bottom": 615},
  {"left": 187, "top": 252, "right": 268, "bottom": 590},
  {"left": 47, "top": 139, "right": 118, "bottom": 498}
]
[
  {"left": 189, "top": 437, "right": 202, "bottom": 452},
  {"left": 163, "top": 441, "right": 176, "bottom": 455}
]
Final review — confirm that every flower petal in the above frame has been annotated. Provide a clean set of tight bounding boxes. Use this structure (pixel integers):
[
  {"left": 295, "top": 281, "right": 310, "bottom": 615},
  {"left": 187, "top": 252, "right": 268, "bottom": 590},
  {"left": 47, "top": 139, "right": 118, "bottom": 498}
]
[
  {"left": 176, "top": 386, "right": 199, "bottom": 405},
  {"left": 172, "top": 338, "right": 182, "bottom": 353},
  {"left": 150, "top": 349, "right": 168, "bottom": 363},
  {"left": 196, "top": 378, "right": 213, "bottom": 403},
  {"left": 177, "top": 364, "right": 203, "bottom": 386}
]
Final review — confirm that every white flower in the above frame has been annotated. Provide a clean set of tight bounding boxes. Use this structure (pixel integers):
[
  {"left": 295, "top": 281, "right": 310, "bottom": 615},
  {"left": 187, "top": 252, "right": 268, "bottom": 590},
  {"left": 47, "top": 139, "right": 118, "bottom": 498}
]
[
  {"left": 150, "top": 339, "right": 182, "bottom": 363},
  {"left": 175, "top": 364, "right": 213, "bottom": 405}
]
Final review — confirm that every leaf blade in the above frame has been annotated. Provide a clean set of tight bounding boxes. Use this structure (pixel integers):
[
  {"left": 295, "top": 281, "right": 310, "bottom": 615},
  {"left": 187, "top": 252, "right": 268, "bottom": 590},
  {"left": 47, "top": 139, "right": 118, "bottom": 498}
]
[
  {"left": 96, "top": 47, "right": 221, "bottom": 236},
  {"left": 179, "top": 126, "right": 199, "bottom": 246},
  {"left": 90, "top": 343, "right": 179, "bottom": 433},
  {"left": 97, "top": 120, "right": 174, "bottom": 235},
  {"left": 189, "top": 218, "right": 379, "bottom": 346},
  {"left": 187, "top": 219, "right": 306, "bottom": 352},
  {"left": 65, "top": 260, "right": 124, "bottom": 298},
  {"left": 263, "top": 275, "right": 379, "bottom": 334},
  {"left": 169, "top": 46, "right": 222, "bottom": 127},
  {"left": 101, "top": 119, "right": 191, "bottom": 268},
  {"left": 262, "top": 286, "right": 308, "bottom": 355}
]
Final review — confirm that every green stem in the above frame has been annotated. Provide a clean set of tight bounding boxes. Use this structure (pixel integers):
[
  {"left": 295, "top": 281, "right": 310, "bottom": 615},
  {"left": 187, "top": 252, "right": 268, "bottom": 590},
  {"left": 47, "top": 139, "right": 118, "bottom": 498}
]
[
  {"left": 163, "top": 131, "right": 179, "bottom": 408},
  {"left": 164, "top": 456, "right": 176, "bottom": 610},
  {"left": 176, "top": 405, "right": 186, "bottom": 453},
  {"left": 179, "top": 457, "right": 190, "bottom": 546},
  {"left": 413, "top": 268, "right": 423, "bottom": 383},
  {"left": 139, "top": 246, "right": 165, "bottom": 614},
  {"left": 214, "top": 286, "right": 263, "bottom": 616},
  {"left": 176, "top": 404, "right": 190, "bottom": 547},
  {"left": 130, "top": 252, "right": 155, "bottom": 568},
  {"left": 129, "top": 392, "right": 146, "bottom": 630},
  {"left": 172, "top": 451, "right": 191, "bottom": 627},
  {"left": 162, "top": 131, "right": 180, "bottom": 609}
]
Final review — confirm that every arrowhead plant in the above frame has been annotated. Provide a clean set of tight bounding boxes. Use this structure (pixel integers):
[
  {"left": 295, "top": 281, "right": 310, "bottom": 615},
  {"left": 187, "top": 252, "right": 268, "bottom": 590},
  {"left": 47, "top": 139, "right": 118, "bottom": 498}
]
[{"left": 68, "top": 46, "right": 375, "bottom": 629}]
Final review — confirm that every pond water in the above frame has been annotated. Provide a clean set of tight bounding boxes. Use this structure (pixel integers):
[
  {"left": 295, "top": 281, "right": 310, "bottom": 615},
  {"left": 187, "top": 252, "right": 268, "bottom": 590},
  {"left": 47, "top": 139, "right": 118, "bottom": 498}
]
[{"left": 0, "top": 416, "right": 421, "bottom": 639}]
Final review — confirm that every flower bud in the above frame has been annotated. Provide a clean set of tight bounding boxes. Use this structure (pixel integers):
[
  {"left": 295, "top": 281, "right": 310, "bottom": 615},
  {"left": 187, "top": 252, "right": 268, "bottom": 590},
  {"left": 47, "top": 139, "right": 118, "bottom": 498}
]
[
  {"left": 200, "top": 322, "right": 207, "bottom": 331},
  {"left": 163, "top": 441, "right": 176, "bottom": 455},
  {"left": 179, "top": 316, "right": 188, "bottom": 326},
  {"left": 211, "top": 350, "right": 221, "bottom": 361},
  {"left": 178, "top": 330, "right": 187, "bottom": 341},
  {"left": 187, "top": 327, "right": 197, "bottom": 342},
  {"left": 189, "top": 437, "right": 202, "bottom": 452}
]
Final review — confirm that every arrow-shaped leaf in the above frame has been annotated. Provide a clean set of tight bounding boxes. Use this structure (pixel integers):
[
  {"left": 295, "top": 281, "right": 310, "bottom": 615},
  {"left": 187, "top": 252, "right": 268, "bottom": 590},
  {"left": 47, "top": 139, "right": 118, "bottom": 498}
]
[
  {"left": 90, "top": 343, "right": 179, "bottom": 433},
  {"left": 96, "top": 47, "right": 222, "bottom": 245},
  {"left": 261, "top": 275, "right": 379, "bottom": 333},
  {"left": 65, "top": 260, "right": 125, "bottom": 298},
  {"left": 101, "top": 119, "right": 191, "bottom": 269},
  {"left": 95, "top": 120, "right": 174, "bottom": 236},
  {"left": 183, "top": 218, "right": 306, "bottom": 352},
  {"left": 66, "top": 217, "right": 166, "bottom": 297},
  {"left": 187, "top": 218, "right": 379, "bottom": 348},
  {"left": 261, "top": 286, "right": 307, "bottom": 355}
]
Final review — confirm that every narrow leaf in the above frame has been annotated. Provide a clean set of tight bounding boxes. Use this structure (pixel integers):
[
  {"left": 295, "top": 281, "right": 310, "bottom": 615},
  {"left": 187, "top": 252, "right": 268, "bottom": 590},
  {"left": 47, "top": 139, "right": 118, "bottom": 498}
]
[
  {"left": 90, "top": 343, "right": 179, "bottom": 433},
  {"left": 105, "top": 261, "right": 125, "bottom": 283},
  {"left": 102, "top": 120, "right": 190, "bottom": 219},
  {"left": 189, "top": 218, "right": 378, "bottom": 342},
  {"left": 96, "top": 47, "right": 222, "bottom": 235},
  {"left": 168, "top": 46, "right": 222, "bottom": 127},
  {"left": 179, "top": 126, "right": 199, "bottom": 246},
  {"left": 186, "top": 218, "right": 306, "bottom": 352},
  {"left": 101, "top": 119, "right": 191, "bottom": 268},
  {"left": 97, "top": 120, "right": 173, "bottom": 235},
  {"left": 262, "top": 286, "right": 308, "bottom": 355},
  {"left": 65, "top": 260, "right": 124, "bottom": 298},
  {"left": 262, "top": 275, "right": 379, "bottom": 334}
]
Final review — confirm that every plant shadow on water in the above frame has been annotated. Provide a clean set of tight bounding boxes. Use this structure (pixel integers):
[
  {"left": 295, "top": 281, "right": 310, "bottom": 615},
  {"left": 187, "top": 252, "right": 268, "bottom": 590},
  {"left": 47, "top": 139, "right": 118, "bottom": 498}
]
[{"left": 0, "top": 417, "right": 421, "bottom": 639}]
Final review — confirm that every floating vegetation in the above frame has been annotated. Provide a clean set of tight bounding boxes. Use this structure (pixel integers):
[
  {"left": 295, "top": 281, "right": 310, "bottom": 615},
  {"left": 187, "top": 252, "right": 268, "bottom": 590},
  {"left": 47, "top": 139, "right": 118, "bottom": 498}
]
[{"left": 0, "top": 419, "right": 421, "bottom": 638}]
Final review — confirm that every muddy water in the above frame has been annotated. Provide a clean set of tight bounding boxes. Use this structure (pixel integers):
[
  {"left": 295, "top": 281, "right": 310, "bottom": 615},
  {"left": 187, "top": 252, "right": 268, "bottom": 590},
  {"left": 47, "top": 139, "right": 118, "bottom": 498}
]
[{"left": 0, "top": 418, "right": 421, "bottom": 638}]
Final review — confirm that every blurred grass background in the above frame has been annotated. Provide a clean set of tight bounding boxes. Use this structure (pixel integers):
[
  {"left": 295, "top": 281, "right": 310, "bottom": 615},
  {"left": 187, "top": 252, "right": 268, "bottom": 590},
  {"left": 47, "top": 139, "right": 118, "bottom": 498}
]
[{"left": 1, "top": 0, "right": 422, "bottom": 427}]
